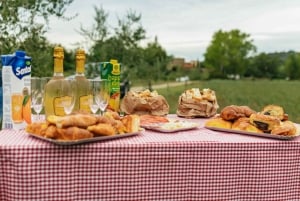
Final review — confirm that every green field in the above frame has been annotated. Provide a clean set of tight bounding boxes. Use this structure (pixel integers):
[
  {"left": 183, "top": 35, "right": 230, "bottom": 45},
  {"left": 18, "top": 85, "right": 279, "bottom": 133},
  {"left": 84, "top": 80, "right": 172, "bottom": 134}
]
[{"left": 156, "top": 80, "right": 300, "bottom": 123}]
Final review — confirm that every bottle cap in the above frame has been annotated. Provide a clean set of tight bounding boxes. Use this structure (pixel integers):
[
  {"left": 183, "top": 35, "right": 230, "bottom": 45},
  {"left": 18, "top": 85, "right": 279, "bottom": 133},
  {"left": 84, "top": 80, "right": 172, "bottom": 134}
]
[
  {"left": 76, "top": 49, "right": 86, "bottom": 60},
  {"left": 54, "top": 46, "right": 64, "bottom": 59},
  {"left": 110, "top": 59, "right": 118, "bottom": 64},
  {"left": 15, "top": 50, "right": 25, "bottom": 57},
  {"left": 76, "top": 49, "right": 85, "bottom": 73}
]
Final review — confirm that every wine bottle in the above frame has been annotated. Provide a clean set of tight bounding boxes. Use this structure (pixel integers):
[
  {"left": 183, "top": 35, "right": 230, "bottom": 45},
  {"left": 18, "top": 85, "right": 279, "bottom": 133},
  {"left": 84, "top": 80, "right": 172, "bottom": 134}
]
[
  {"left": 73, "top": 48, "right": 90, "bottom": 113},
  {"left": 44, "top": 46, "right": 70, "bottom": 117}
]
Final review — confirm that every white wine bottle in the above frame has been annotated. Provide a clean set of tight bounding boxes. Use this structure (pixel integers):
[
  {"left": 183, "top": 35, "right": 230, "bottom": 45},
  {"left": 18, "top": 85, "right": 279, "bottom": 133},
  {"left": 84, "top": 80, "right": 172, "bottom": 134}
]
[
  {"left": 73, "top": 49, "right": 90, "bottom": 113},
  {"left": 44, "top": 46, "right": 70, "bottom": 117}
]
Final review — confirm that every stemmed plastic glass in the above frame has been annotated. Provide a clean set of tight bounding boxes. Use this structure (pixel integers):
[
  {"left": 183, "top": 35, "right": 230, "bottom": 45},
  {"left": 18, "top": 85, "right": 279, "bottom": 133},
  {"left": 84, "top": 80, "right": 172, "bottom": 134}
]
[
  {"left": 31, "top": 77, "right": 46, "bottom": 121},
  {"left": 96, "top": 79, "right": 110, "bottom": 115},
  {"left": 88, "top": 79, "right": 100, "bottom": 115},
  {"left": 61, "top": 79, "right": 76, "bottom": 115}
]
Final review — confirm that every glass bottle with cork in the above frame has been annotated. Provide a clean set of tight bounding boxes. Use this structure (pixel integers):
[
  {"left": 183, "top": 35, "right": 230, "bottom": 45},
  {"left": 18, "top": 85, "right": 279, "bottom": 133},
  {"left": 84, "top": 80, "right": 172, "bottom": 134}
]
[
  {"left": 73, "top": 48, "right": 90, "bottom": 113},
  {"left": 44, "top": 46, "right": 71, "bottom": 117}
]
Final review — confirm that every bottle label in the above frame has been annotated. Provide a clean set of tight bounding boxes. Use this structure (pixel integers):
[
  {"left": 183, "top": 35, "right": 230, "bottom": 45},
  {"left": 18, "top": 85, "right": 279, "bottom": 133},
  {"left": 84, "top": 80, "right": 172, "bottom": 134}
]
[
  {"left": 100, "top": 61, "right": 121, "bottom": 112},
  {"left": 54, "top": 96, "right": 66, "bottom": 116},
  {"left": 79, "top": 95, "right": 91, "bottom": 112}
]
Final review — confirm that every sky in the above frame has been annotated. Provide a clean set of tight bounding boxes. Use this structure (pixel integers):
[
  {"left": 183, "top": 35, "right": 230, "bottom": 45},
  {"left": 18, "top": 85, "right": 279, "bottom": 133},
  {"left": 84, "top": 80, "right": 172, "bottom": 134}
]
[{"left": 45, "top": 0, "right": 300, "bottom": 61}]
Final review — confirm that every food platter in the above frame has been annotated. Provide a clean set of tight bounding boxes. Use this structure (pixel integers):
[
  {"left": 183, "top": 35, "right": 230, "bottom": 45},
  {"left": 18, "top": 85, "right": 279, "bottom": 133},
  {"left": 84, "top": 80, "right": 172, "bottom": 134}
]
[
  {"left": 28, "top": 129, "right": 144, "bottom": 145},
  {"left": 141, "top": 119, "right": 199, "bottom": 133},
  {"left": 205, "top": 125, "right": 300, "bottom": 140}
]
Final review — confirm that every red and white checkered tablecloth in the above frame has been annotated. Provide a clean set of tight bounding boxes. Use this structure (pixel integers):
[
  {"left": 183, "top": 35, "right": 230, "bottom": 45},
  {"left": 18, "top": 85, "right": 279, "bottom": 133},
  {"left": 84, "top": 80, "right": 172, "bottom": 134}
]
[{"left": 1, "top": 117, "right": 300, "bottom": 201}]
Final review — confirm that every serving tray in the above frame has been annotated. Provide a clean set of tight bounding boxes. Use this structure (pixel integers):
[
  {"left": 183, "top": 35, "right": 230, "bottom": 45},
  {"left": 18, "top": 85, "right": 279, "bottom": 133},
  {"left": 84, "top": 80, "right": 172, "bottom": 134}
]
[
  {"left": 28, "top": 129, "right": 144, "bottom": 145},
  {"left": 142, "top": 120, "right": 199, "bottom": 133},
  {"left": 205, "top": 125, "right": 300, "bottom": 140}
]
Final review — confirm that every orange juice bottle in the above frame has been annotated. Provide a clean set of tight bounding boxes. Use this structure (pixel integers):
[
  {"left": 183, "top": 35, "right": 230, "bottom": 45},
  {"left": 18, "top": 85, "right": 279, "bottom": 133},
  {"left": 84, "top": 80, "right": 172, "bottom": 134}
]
[
  {"left": 1, "top": 50, "right": 31, "bottom": 130},
  {"left": 100, "top": 59, "right": 121, "bottom": 112}
]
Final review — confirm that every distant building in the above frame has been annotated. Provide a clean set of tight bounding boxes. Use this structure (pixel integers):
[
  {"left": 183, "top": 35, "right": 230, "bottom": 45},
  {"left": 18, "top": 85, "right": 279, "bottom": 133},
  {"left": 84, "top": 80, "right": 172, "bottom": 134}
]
[
  {"left": 168, "top": 58, "right": 199, "bottom": 70},
  {"left": 167, "top": 58, "right": 185, "bottom": 70}
]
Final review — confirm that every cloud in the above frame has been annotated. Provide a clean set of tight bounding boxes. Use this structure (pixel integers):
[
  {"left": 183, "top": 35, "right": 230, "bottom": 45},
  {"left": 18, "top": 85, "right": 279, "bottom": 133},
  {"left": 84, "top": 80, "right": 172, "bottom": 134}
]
[{"left": 45, "top": 0, "right": 300, "bottom": 60}]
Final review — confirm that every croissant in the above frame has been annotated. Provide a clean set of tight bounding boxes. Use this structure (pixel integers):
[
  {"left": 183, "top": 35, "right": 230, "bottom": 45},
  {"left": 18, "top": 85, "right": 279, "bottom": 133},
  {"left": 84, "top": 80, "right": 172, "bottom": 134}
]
[
  {"left": 57, "top": 126, "right": 94, "bottom": 140},
  {"left": 220, "top": 105, "right": 256, "bottom": 121},
  {"left": 44, "top": 125, "right": 60, "bottom": 139},
  {"left": 56, "top": 114, "right": 97, "bottom": 128},
  {"left": 26, "top": 121, "right": 49, "bottom": 136},
  {"left": 87, "top": 123, "right": 116, "bottom": 136}
]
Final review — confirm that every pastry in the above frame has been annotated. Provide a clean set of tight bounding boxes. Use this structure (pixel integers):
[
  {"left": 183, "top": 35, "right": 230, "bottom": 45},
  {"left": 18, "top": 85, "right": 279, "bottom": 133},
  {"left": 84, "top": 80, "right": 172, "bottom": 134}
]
[
  {"left": 44, "top": 125, "right": 60, "bottom": 139},
  {"left": 120, "top": 90, "right": 169, "bottom": 116},
  {"left": 87, "top": 123, "right": 116, "bottom": 136},
  {"left": 202, "top": 88, "right": 217, "bottom": 102},
  {"left": 56, "top": 114, "right": 98, "bottom": 128},
  {"left": 177, "top": 88, "right": 219, "bottom": 118},
  {"left": 271, "top": 121, "right": 297, "bottom": 136},
  {"left": 26, "top": 112, "right": 142, "bottom": 141},
  {"left": 26, "top": 121, "right": 49, "bottom": 136},
  {"left": 205, "top": 117, "right": 232, "bottom": 129},
  {"left": 249, "top": 113, "right": 281, "bottom": 132},
  {"left": 57, "top": 126, "right": 93, "bottom": 140},
  {"left": 232, "top": 117, "right": 263, "bottom": 133},
  {"left": 220, "top": 105, "right": 256, "bottom": 121},
  {"left": 261, "top": 105, "right": 285, "bottom": 120},
  {"left": 121, "top": 114, "right": 140, "bottom": 133}
]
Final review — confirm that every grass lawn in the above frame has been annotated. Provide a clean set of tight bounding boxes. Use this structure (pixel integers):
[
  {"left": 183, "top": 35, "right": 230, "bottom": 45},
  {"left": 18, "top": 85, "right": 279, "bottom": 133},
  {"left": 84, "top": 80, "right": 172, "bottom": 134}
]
[{"left": 156, "top": 79, "right": 300, "bottom": 123}]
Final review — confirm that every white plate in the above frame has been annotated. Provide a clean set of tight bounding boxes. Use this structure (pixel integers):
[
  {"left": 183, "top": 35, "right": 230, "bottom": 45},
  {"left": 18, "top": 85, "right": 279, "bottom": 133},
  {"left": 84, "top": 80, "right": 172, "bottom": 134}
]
[
  {"left": 205, "top": 125, "right": 300, "bottom": 140},
  {"left": 28, "top": 129, "right": 144, "bottom": 145},
  {"left": 142, "top": 120, "right": 199, "bottom": 133}
]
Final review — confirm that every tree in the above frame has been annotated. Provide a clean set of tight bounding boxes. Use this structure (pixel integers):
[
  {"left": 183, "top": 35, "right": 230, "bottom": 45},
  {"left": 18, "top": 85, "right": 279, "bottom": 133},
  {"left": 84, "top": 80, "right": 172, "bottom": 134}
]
[
  {"left": 84, "top": 6, "right": 147, "bottom": 81},
  {"left": 18, "top": 29, "right": 54, "bottom": 77},
  {"left": 284, "top": 52, "right": 300, "bottom": 80},
  {"left": 246, "top": 53, "right": 282, "bottom": 79},
  {"left": 77, "top": 5, "right": 109, "bottom": 49},
  {"left": 142, "top": 36, "right": 169, "bottom": 81},
  {"left": 204, "top": 29, "right": 256, "bottom": 78},
  {"left": 0, "top": 0, "right": 76, "bottom": 77}
]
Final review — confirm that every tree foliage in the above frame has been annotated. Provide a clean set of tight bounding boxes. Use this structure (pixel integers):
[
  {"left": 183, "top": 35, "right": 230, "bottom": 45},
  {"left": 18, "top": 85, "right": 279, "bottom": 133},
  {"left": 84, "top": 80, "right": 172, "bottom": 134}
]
[
  {"left": 0, "top": 0, "right": 76, "bottom": 76},
  {"left": 284, "top": 52, "right": 300, "bottom": 80},
  {"left": 81, "top": 6, "right": 170, "bottom": 82},
  {"left": 246, "top": 53, "right": 282, "bottom": 79},
  {"left": 204, "top": 29, "right": 256, "bottom": 78},
  {"left": 1, "top": 1, "right": 300, "bottom": 81},
  {"left": 142, "top": 37, "right": 169, "bottom": 81},
  {"left": 78, "top": 5, "right": 108, "bottom": 45}
]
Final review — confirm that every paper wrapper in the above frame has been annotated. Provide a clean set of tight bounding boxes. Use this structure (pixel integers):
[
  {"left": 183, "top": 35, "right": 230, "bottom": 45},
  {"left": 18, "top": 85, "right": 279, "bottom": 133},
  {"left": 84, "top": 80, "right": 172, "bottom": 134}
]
[
  {"left": 176, "top": 88, "right": 219, "bottom": 118},
  {"left": 120, "top": 90, "right": 169, "bottom": 116}
]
